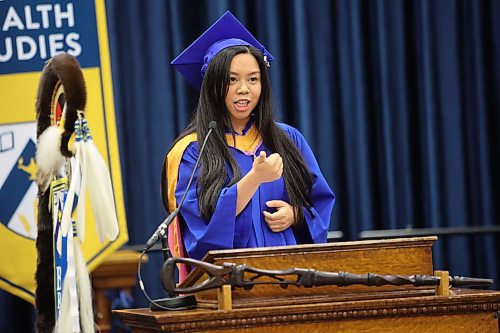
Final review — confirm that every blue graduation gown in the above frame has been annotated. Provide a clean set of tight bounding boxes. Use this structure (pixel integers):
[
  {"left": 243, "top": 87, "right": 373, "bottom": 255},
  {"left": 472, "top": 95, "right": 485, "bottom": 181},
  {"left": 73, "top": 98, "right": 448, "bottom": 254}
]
[{"left": 172, "top": 122, "right": 335, "bottom": 261}]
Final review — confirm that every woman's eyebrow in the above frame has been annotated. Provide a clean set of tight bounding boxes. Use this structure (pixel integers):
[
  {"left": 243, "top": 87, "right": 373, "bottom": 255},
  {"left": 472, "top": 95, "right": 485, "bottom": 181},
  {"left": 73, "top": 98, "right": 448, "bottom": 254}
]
[{"left": 229, "top": 71, "right": 261, "bottom": 75}]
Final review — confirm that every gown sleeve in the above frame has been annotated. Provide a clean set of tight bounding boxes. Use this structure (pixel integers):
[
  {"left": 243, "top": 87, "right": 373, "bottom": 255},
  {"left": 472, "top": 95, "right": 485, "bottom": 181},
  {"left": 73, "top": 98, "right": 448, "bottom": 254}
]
[
  {"left": 283, "top": 125, "right": 336, "bottom": 244},
  {"left": 175, "top": 143, "right": 253, "bottom": 260}
]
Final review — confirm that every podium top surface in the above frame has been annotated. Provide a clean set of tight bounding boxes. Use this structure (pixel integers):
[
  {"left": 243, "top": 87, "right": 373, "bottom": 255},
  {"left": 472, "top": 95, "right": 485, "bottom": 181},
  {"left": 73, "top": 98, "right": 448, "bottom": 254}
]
[{"left": 198, "top": 236, "right": 438, "bottom": 262}]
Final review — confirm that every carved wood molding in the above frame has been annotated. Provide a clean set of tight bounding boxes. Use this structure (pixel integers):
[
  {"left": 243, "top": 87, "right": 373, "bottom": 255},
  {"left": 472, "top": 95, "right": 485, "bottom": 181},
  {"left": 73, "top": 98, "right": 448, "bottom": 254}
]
[{"left": 159, "top": 301, "right": 500, "bottom": 332}]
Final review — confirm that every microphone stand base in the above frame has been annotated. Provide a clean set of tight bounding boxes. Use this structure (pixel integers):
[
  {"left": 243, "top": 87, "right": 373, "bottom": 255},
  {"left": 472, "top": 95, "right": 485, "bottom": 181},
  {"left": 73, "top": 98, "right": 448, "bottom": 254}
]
[{"left": 149, "top": 295, "right": 197, "bottom": 311}]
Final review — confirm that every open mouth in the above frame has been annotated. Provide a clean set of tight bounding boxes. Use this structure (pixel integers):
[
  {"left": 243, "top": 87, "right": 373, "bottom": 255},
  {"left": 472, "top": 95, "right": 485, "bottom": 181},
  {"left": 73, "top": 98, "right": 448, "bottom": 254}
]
[
  {"left": 234, "top": 100, "right": 250, "bottom": 111},
  {"left": 235, "top": 100, "right": 250, "bottom": 106}
]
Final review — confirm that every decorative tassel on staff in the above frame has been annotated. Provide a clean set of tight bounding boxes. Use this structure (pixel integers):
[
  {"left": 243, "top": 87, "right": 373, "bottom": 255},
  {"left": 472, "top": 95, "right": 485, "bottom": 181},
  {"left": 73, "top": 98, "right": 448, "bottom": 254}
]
[{"left": 35, "top": 53, "right": 119, "bottom": 333}]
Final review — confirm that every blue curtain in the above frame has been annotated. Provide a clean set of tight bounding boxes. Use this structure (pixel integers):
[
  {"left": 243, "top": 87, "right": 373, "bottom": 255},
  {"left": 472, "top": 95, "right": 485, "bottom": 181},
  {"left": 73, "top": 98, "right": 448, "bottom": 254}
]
[
  {"left": 2, "top": 0, "right": 500, "bottom": 331},
  {"left": 106, "top": 0, "right": 500, "bottom": 306}
]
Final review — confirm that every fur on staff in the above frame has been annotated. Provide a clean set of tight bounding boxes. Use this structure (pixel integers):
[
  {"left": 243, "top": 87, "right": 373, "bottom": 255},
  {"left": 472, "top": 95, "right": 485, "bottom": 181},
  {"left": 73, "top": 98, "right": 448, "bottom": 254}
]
[{"left": 35, "top": 53, "right": 86, "bottom": 158}]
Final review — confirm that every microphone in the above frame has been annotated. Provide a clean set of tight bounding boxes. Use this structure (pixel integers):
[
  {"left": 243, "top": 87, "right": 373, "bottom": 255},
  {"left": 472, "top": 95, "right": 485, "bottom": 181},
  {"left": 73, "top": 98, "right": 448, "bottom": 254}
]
[{"left": 144, "top": 120, "right": 217, "bottom": 251}]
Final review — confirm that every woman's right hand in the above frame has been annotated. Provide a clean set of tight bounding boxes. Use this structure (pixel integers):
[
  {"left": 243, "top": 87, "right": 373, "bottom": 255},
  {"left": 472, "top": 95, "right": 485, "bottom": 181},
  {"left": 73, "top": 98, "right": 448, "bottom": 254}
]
[
  {"left": 235, "top": 151, "right": 283, "bottom": 215},
  {"left": 250, "top": 151, "right": 283, "bottom": 184}
]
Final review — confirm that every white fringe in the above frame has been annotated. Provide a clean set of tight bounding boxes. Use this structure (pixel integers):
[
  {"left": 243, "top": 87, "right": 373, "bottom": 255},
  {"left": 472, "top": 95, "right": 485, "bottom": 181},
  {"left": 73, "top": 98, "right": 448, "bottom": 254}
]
[
  {"left": 56, "top": 235, "right": 94, "bottom": 333},
  {"left": 75, "top": 141, "right": 87, "bottom": 242},
  {"left": 56, "top": 229, "right": 80, "bottom": 333},
  {"left": 74, "top": 239, "right": 94, "bottom": 333},
  {"left": 54, "top": 114, "right": 119, "bottom": 333},
  {"left": 81, "top": 140, "right": 119, "bottom": 243},
  {"left": 57, "top": 275, "right": 72, "bottom": 333},
  {"left": 60, "top": 159, "right": 79, "bottom": 239}
]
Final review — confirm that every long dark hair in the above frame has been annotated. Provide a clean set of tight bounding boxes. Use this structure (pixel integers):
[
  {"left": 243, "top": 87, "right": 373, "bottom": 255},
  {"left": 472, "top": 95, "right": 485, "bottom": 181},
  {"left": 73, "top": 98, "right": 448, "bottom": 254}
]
[{"left": 173, "top": 45, "right": 314, "bottom": 223}]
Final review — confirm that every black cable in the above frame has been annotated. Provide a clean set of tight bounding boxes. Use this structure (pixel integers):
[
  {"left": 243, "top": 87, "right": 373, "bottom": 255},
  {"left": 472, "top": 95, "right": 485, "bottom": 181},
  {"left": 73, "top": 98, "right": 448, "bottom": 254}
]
[{"left": 137, "top": 250, "right": 192, "bottom": 311}]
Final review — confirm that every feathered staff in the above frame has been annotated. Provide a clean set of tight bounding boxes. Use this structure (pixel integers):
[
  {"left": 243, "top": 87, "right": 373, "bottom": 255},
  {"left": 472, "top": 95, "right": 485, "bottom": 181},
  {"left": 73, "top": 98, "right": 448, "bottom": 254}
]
[{"left": 35, "top": 53, "right": 119, "bottom": 333}]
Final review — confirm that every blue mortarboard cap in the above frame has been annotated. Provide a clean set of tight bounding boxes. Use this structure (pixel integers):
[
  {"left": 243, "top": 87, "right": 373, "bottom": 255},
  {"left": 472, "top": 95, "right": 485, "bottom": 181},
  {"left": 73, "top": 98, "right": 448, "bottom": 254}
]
[{"left": 171, "top": 11, "right": 274, "bottom": 89}]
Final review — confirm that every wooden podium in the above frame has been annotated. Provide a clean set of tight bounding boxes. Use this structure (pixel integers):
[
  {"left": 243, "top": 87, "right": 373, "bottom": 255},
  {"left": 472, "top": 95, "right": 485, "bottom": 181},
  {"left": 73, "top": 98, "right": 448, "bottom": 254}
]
[{"left": 114, "top": 237, "right": 500, "bottom": 332}]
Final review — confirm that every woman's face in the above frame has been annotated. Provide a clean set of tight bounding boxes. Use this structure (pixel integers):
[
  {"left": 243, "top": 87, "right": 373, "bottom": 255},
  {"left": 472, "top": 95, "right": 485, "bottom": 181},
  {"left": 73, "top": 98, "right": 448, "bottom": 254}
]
[{"left": 224, "top": 53, "right": 262, "bottom": 133}]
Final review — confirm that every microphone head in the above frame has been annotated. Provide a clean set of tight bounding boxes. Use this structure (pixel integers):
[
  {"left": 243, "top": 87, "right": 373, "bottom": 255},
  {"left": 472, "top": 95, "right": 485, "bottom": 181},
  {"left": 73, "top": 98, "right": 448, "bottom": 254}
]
[{"left": 208, "top": 121, "right": 217, "bottom": 129}]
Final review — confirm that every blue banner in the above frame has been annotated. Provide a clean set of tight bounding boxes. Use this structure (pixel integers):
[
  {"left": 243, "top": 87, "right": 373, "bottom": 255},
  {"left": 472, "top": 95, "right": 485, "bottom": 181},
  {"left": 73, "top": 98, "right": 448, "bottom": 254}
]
[{"left": 0, "top": 0, "right": 100, "bottom": 74}]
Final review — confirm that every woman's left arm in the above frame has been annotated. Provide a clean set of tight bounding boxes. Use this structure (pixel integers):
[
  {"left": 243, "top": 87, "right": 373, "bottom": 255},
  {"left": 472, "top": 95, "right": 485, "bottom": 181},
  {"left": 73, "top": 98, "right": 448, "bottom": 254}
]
[{"left": 292, "top": 129, "right": 336, "bottom": 243}]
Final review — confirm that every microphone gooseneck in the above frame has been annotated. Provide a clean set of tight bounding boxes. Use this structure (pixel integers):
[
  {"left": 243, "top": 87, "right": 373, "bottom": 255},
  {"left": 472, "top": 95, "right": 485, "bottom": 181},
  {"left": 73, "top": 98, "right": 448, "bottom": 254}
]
[{"left": 144, "top": 121, "right": 217, "bottom": 251}]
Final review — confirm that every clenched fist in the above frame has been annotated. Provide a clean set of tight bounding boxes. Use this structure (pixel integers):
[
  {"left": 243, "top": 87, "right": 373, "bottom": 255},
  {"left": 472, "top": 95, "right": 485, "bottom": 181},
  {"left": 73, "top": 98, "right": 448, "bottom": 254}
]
[{"left": 250, "top": 151, "right": 283, "bottom": 184}]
